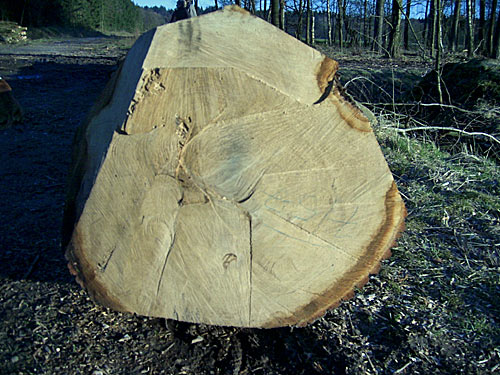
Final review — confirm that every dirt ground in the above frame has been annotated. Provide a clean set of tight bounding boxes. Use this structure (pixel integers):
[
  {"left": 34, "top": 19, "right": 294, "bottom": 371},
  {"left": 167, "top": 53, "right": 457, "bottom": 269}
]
[{"left": 0, "top": 37, "right": 498, "bottom": 375}]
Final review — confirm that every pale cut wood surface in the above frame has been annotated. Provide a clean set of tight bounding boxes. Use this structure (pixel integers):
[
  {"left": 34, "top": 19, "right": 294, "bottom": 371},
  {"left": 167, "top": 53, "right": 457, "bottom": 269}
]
[{"left": 63, "top": 6, "right": 406, "bottom": 328}]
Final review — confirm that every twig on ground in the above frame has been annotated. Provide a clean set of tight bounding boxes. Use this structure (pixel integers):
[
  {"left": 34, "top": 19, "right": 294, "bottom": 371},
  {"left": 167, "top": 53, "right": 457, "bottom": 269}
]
[
  {"left": 23, "top": 254, "right": 40, "bottom": 279},
  {"left": 390, "top": 126, "right": 500, "bottom": 145}
]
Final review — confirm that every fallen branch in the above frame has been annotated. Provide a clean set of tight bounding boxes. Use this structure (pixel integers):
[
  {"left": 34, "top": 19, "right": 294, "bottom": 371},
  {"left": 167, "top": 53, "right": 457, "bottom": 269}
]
[
  {"left": 364, "top": 101, "right": 500, "bottom": 115},
  {"left": 388, "top": 126, "right": 500, "bottom": 145}
]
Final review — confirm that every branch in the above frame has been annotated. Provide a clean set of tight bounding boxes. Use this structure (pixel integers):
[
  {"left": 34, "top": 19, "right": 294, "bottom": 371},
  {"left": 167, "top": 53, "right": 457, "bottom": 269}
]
[
  {"left": 363, "top": 101, "right": 500, "bottom": 116},
  {"left": 388, "top": 126, "right": 500, "bottom": 145}
]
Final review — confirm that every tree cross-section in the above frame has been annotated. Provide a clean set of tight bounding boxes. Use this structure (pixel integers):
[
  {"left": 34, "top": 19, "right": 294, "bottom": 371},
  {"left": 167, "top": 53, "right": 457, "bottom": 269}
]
[{"left": 63, "top": 6, "right": 406, "bottom": 328}]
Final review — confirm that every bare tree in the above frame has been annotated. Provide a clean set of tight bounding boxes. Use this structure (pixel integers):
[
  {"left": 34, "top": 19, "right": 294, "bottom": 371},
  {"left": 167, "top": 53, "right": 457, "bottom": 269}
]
[
  {"left": 427, "top": 0, "right": 437, "bottom": 56},
  {"left": 249, "top": 0, "right": 257, "bottom": 13},
  {"left": 373, "top": 0, "right": 384, "bottom": 52},
  {"left": 478, "top": 0, "right": 486, "bottom": 52},
  {"left": 449, "top": 0, "right": 461, "bottom": 52},
  {"left": 271, "top": 0, "right": 280, "bottom": 27},
  {"left": 487, "top": 0, "right": 498, "bottom": 55},
  {"left": 295, "top": 0, "right": 304, "bottom": 40},
  {"left": 493, "top": 5, "right": 500, "bottom": 58},
  {"left": 404, "top": 0, "right": 411, "bottom": 50},
  {"left": 466, "top": 0, "right": 474, "bottom": 56},
  {"left": 311, "top": 7, "right": 315, "bottom": 44},
  {"left": 279, "top": 0, "right": 285, "bottom": 29},
  {"left": 337, "top": 0, "right": 344, "bottom": 50},
  {"left": 435, "top": 0, "right": 443, "bottom": 103},
  {"left": 306, "top": 0, "right": 311, "bottom": 44},
  {"left": 388, "top": 0, "right": 403, "bottom": 57},
  {"left": 327, "top": 0, "right": 332, "bottom": 45}
]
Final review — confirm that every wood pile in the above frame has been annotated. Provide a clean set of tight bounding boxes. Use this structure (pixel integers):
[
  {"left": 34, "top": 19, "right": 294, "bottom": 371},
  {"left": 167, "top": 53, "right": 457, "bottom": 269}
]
[
  {"left": 0, "top": 21, "right": 28, "bottom": 44},
  {"left": 63, "top": 6, "right": 406, "bottom": 328}
]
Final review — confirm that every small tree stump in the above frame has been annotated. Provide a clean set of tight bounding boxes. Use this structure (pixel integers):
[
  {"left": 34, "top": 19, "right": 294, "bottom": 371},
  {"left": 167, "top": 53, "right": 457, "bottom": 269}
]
[
  {"left": 0, "top": 78, "right": 23, "bottom": 129},
  {"left": 63, "top": 6, "right": 406, "bottom": 328}
]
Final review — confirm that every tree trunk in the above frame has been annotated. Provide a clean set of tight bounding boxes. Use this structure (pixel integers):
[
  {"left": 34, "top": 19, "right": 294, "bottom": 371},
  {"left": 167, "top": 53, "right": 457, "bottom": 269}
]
[
  {"left": 404, "top": 0, "right": 411, "bottom": 50},
  {"left": 279, "top": 0, "right": 285, "bottom": 29},
  {"left": 306, "top": 0, "right": 311, "bottom": 44},
  {"left": 337, "top": 0, "right": 344, "bottom": 50},
  {"left": 271, "top": 0, "right": 280, "bottom": 27},
  {"left": 373, "top": 0, "right": 385, "bottom": 52},
  {"left": 466, "top": 0, "right": 474, "bottom": 56},
  {"left": 478, "top": 0, "right": 485, "bottom": 53},
  {"left": 388, "top": 0, "right": 402, "bottom": 58},
  {"left": 327, "top": 0, "right": 332, "bottom": 45},
  {"left": 449, "top": 0, "right": 461, "bottom": 52},
  {"left": 423, "top": 0, "right": 430, "bottom": 42},
  {"left": 363, "top": 0, "right": 368, "bottom": 46},
  {"left": 427, "top": 0, "right": 437, "bottom": 56},
  {"left": 493, "top": 7, "right": 500, "bottom": 58},
  {"left": 486, "top": 0, "right": 497, "bottom": 55},
  {"left": 435, "top": 0, "right": 443, "bottom": 103},
  {"left": 296, "top": 0, "right": 304, "bottom": 41},
  {"left": 63, "top": 6, "right": 406, "bottom": 329},
  {"left": 311, "top": 9, "right": 315, "bottom": 44}
]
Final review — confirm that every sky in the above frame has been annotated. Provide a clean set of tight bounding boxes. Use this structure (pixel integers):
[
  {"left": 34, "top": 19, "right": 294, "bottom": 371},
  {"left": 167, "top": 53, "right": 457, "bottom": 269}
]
[{"left": 133, "top": 0, "right": 215, "bottom": 10}]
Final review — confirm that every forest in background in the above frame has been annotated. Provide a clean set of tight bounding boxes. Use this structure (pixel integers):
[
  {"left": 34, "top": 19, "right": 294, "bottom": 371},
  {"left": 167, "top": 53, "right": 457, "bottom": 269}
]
[
  {"left": 0, "top": 0, "right": 168, "bottom": 33},
  {"left": 1, "top": 0, "right": 499, "bottom": 60},
  {"left": 218, "top": 0, "right": 500, "bottom": 59},
  {"left": 0, "top": 0, "right": 500, "bottom": 58}
]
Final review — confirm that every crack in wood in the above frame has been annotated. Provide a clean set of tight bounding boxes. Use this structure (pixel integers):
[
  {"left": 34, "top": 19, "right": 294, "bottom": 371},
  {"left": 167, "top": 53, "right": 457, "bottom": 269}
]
[
  {"left": 248, "top": 212, "right": 253, "bottom": 326},
  {"left": 155, "top": 209, "right": 180, "bottom": 298},
  {"left": 99, "top": 245, "right": 117, "bottom": 272},
  {"left": 264, "top": 209, "right": 359, "bottom": 262}
]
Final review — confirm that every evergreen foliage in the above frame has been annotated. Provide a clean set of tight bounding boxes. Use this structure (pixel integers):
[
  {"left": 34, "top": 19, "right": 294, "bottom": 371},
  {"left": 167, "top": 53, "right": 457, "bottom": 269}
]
[{"left": 0, "top": 0, "right": 154, "bottom": 32}]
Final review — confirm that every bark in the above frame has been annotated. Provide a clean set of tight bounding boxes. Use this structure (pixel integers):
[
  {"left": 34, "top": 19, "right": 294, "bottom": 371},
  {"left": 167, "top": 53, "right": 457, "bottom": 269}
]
[
  {"left": 435, "top": 0, "right": 443, "bottom": 103},
  {"left": 306, "top": 0, "right": 311, "bottom": 44},
  {"left": 279, "top": 0, "right": 285, "bottom": 29},
  {"left": 486, "top": 0, "right": 497, "bottom": 55},
  {"left": 423, "top": 0, "right": 430, "bottom": 42},
  {"left": 327, "top": 0, "right": 332, "bottom": 45},
  {"left": 404, "top": 0, "right": 411, "bottom": 50},
  {"left": 373, "top": 0, "right": 385, "bottom": 52},
  {"left": 478, "top": 0, "right": 485, "bottom": 52},
  {"left": 311, "top": 9, "right": 315, "bottom": 44},
  {"left": 363, "top": 0, "right": 368, "bottom": 46},
  {"left": 493, "top": 7, "right": 500, "bottom": 58},
  {"left": 271, "top": 0, "right": 280, "bottom": 27},
  {"left": 337, "top": 0, "right": 344, "bottom": 50},
  {"left": 296, "top": 0, "right": 304, "bottom": 41},
  {"left": 63, "top": 7, "right": 406, "bottom": 328},
  {"left": 466, "top": 0, "right": 474, "bottom": 56},
  {"left": 388, "top": 0, "right": 402, "bottom": 57},
  {"left": 427, "top": 0, "right": 437, "bottom": 56},
  {"left": 449, "top": 0, "right": 461, "bottom": 52}
]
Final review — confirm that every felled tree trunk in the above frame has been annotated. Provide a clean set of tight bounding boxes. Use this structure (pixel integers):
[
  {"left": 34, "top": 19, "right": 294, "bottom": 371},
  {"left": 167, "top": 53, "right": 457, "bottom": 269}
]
[{"left": 63, "top": 6, "right": 406, "bottom": 328}]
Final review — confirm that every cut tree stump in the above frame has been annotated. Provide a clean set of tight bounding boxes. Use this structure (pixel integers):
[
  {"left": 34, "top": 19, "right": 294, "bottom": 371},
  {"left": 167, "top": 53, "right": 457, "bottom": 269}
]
[{"left": 63, "top": 6, "right": 406, "bottom": 328}]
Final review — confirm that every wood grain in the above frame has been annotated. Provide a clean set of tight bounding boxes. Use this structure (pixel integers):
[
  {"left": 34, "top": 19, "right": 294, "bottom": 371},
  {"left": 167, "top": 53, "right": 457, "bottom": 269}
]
[{"left": 63, "top": 6, "right": 406, "bottom": 327}]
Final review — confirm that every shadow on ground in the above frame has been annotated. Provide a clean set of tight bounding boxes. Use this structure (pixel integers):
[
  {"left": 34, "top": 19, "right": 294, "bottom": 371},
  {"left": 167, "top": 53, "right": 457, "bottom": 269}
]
[{"left": 0, "top": 59, "right": 116, "bottom": 283}]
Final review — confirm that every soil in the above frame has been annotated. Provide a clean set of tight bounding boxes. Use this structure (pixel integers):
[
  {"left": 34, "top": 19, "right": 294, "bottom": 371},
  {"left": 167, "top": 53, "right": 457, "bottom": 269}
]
[{"left": 0, "top": 38, "right": 498, "bottom": 375}]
